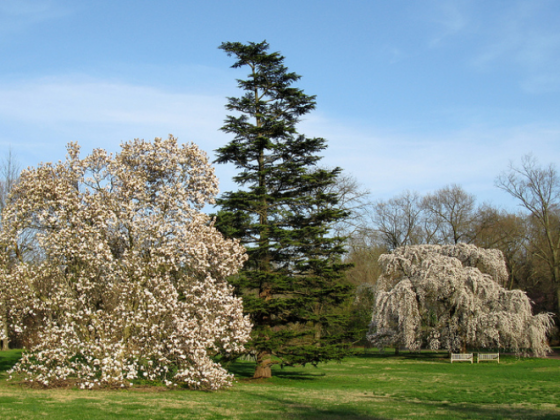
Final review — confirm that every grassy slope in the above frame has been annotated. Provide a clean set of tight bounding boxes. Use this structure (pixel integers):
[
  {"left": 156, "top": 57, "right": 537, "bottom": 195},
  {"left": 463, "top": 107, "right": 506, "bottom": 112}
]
[{"left": 1, "top": 349, "right": 559, "bottom": 419}]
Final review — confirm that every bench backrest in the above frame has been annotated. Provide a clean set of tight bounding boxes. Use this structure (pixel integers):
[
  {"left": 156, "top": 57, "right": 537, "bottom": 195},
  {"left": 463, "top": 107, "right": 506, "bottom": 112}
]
[
  {"left": 477, "top": 353, "right": 499, "bottom": 363},
  {"left": 451, "top": 353, "right": 473, "bottom": 359},
  {"left": 450, "top": 353, "right": 473, "bottom": 363}
]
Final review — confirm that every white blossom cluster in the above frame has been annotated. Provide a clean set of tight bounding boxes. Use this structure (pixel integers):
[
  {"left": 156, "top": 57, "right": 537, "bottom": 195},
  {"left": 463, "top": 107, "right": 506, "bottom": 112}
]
[
  {"left": 1, "top": 137, "right": 251, "bottom": 389},
  {"left": 369, "top": 243, "right": 553, "bottom": 356}
]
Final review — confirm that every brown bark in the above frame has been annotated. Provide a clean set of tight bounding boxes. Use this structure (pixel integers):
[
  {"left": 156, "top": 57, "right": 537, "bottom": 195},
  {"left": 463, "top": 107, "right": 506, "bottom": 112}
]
[
  {"left": 254, "top": 364, "right": 272, "bottom": 379},
  {"left": 253, "top": 351, "right": 272, "bottom": 378},
  {"left": 314, "top": 321, "right": 322, "bottom": 344},
  {"left": 557, "top": 285, "right": 560, "bottom": 323},
  {"left": 1, "top": 298, "right": 8, "bottom": 351}
]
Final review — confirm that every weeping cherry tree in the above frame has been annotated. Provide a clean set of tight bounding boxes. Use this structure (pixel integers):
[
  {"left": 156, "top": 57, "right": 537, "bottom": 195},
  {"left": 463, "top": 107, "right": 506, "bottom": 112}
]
[{"left": 368, "top": 244, "right": 553, "bottom": 356}]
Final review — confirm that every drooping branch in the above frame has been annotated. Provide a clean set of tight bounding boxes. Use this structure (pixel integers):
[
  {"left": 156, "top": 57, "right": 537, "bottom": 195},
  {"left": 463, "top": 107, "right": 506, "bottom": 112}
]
[{"left": 369, "top": 244, "right": 553, "bottom": 356}]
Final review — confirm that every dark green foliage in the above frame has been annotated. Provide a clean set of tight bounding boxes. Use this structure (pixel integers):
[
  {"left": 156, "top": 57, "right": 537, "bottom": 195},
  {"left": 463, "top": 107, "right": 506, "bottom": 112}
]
[{"left": 214, "top": 41, "right": 353, "bottom": 374}]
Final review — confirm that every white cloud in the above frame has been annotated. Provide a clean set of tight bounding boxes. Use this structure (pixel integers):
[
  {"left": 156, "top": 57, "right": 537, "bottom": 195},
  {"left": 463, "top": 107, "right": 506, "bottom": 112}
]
[
  {"left": 1, "top": 75, "right": 558, "bottom": 211},
  {"left": 521, "top": 74, "right": 560, "bottom": 94},
  {"left": 301, "top": 113, "right": 560, "bottom": 207},
  {"left": 0, "top": 76, "right": 227, "bottom": 142},
  {"left": 426, "top": 0, "right": 470, "bottom": 47},
  {"left": 0, "top": 76, "right": 233, "bottom": 183},
  {"left": 471, "top": 1, "right": 560, "bottom": 93},
  {"left": 0, "top": 0, "right": 70, "bottom": 33}
]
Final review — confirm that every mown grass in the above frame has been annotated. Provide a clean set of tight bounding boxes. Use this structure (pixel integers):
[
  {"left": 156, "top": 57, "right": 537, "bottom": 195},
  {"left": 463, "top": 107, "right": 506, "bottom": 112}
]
[{"left": 1, "top": 349, "right": 560, "bottom": 419}]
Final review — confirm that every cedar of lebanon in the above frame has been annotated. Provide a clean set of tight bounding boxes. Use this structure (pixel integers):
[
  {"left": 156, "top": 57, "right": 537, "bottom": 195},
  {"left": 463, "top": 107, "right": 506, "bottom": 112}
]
[{"left": 214, "top": 41, "right": 352, "bottom": 378}]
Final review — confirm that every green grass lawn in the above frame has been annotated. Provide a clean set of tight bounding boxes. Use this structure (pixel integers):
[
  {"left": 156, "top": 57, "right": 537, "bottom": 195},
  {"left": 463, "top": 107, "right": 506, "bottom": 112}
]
[{"left": 1, "top": 349, "right": 559, "bottom": 419}]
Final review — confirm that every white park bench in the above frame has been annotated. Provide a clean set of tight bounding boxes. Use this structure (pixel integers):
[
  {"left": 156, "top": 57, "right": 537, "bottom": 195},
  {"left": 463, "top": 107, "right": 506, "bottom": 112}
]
[
  {"left": 477, "top": 353, "right": 499, "bottom": 363},
  {"left": 450, "top": 353, "right": 473, "bottom": 363}
]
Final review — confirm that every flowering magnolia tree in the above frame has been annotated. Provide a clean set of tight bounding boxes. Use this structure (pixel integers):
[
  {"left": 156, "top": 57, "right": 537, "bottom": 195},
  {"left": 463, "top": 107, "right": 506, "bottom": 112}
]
[
  {"left": 368, "top": 244, "right": 553, "bottom": 356},
  {"left": 0, "top": 137, "right": 251, "bottom": 389}
]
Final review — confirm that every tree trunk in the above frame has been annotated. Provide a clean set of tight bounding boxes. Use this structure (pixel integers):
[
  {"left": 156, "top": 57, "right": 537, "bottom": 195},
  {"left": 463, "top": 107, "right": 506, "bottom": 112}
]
[
  {"left": 556, "top": 284, "right": 560, "bottom": 327},
  {"left": 314, "top": 321, "right": 322, "bottom": 346},
  {"left": 253, "top": 351, "right": 272, "bottom": 378},
  {"left": 1, "top": 299, "right": 9, "bottom": 351}
]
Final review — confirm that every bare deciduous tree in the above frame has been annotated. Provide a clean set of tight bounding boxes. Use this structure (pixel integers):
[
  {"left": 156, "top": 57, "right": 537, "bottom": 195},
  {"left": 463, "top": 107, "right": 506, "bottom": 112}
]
[
  {"left": 0, "top": 149, "right": 20, "bottom": 213},
  {"left": 421, "top": 184, "right": 477, "bottom": 245},
  {"left": 369, "top": 191, "right": 423, "bottom": 250},
  {"left": 322, "top": 172, "right": 371, "bottom": 237},
  {"left": 472, "top": 206, "right": 528, "bottom": 290},
  {"left": 0, "top": 149, "right": 20, "bottom": 351},
  {"left": 496, "top": 155, "right": 560, "bottom": 316}
]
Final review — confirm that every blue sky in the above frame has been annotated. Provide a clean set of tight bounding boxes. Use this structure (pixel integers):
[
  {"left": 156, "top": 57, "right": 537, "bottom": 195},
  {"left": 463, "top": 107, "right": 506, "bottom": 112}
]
[{"left": 1, "top": 0, "right": 559, "bottom": 210}]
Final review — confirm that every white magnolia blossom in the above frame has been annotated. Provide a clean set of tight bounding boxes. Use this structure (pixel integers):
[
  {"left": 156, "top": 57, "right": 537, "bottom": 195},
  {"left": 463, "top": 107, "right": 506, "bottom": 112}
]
[
  {"left": 368, "top": 244, "right": 553, "bottom": 356},
  {"left": 1, "top": 137, "right": 251, "bottom": 389}
]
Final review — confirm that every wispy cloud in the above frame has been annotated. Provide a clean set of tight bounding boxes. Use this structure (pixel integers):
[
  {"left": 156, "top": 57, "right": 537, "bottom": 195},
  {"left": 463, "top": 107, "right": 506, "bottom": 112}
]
[
  {"left": 380, "top": 45, "right": 408, "bottom": 64},
  {"left": 0, "top": 0, "right": 70, "bottom": 33},
  {"left": 426, "top": 0, "right": 471, "bottom": 47},
  {"left": 1, "top": 75, "right": 558, "bottom": 210},
  {"left": 471, "top": 1, "right": 560, "bottom": 93},
  {"left": 0, "top": 76, "right": 225, "bottom": 135},
  {"left": 379, "top": 1, "right": 471, "bottom": 63},
  {"left": 301, "top": 113, "right": 560, "bottom": 207},
  {"left": 0, "top": 77, "right": 224, "bottom": 124},
  {"left": 414, "top": 1, "right": 560, "bottom": 93},
  {"left": 0, "top": 76, "right": 231, "bottom": 176}
]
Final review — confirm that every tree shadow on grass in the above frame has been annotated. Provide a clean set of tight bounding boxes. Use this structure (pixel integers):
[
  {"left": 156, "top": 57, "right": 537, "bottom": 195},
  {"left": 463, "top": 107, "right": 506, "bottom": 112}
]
[
  {"left": 393, "top": 398, "right": 560, "bottom": 420},
  {"left": 273, "top": 370, "right": 326, "bottom": 380},
  {"left": 0, "top": 350, "right": 22, "bottom": 373},
  {"left": 227, "top": 361, "right": 326, "bottom": 382},
  {"left": 354, "top": 351, "right": 449, "bottom": 362},
  {"left": 244, "top": 390, "right": 390, "bottom": 420},
  {"left": 226, "top": 361, "right": 256, "bottom": 379},
  {"left": 445, "top": 402, "right": 560, "bottom": 420},
  {"left": 401, "top": 352, "right": 449, "bottom": 361},
  {"left": 352, "top": 353, "right": 395, "bottom": 360}
]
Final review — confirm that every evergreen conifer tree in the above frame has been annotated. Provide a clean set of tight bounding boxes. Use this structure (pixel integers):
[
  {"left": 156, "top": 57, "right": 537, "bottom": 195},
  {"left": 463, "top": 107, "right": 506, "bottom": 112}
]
[{"left": 215, "top": 41, "right": 352, "bottom": 378}]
